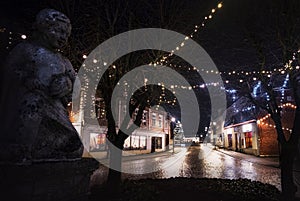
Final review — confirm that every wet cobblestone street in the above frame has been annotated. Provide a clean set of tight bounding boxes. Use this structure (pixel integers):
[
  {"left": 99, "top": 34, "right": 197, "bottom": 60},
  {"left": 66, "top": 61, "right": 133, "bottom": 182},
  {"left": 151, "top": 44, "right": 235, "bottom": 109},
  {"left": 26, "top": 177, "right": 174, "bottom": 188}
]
[{"left": 91, "top": 144, "right": 281, "bottom": 190}]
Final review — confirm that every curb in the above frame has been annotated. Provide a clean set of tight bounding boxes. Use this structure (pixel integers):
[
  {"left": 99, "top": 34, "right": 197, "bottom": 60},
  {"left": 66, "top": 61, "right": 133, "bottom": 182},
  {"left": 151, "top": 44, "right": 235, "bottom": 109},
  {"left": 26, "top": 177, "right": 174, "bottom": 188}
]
[{"left": 214, "top": 147, "right": 280, "bottom": 168}]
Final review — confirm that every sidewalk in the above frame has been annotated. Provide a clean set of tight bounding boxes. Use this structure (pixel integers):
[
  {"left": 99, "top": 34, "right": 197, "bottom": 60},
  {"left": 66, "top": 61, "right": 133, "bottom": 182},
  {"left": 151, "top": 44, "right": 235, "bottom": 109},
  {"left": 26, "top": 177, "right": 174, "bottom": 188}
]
[
  {"left": 85, "top": 146, "right": 187, "bottom": 163},
  {"left": 206, "top": 143, "right": 280, "bottom": 168}
]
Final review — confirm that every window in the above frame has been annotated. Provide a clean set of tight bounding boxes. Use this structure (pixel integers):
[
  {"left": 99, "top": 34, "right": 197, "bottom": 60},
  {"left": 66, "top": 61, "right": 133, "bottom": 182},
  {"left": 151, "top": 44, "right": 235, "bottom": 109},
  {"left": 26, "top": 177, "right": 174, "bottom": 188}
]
[
  {"left": 142, "top": 111, "right": 148, "bottom": 127},
  {"left": 89, "top": 133, "right": 106, "bottom": 151},
  {"left": 158, "top": 115, "right": 163, "bottom": 127},
  {"left": 131, "top": 136, "right": 139, "bottom": 149},
  {"left": 124, "top": 136, "right": 147, "bottom": 150},
  {"left": 152, "top": 113, "right": 156, "bottom": 126},
  {"left": 140, "top": 136, "right": 147, "bottom": 150},
  {"left": 155, "top": 137, "right": 162, "bottom": 149},
  {"left": 244, "top": 132, "right": 252, "bottom": 148}
]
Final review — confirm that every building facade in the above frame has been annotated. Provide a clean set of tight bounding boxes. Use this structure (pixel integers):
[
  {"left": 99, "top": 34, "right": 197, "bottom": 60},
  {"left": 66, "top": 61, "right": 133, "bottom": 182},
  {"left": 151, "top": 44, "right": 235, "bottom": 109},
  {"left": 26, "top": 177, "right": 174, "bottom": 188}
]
[
  {"left": 214, "top": 97, "right": 296, "bottom": 156},
  {"left": 69, "top": 95, "right": 172, "bottom": 157}
]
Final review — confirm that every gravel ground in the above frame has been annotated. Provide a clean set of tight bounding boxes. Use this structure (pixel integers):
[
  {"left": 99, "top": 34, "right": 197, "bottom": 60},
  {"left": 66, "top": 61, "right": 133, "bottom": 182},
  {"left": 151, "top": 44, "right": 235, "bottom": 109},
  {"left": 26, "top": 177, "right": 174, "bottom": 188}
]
[{"left": 90, "top": 177, "right": 281, "bottom": 201}]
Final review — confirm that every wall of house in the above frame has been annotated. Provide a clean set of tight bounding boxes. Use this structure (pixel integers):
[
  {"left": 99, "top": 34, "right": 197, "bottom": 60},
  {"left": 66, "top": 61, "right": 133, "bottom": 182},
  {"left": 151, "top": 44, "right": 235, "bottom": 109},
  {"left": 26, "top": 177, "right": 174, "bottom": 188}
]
[
  {"left": 258, "top": 124, "right": 279, "bottom": 156},
  {"left": 220, "top": 103, "right": 295, "bottom": 157},
  {"left": 223, "top": 121, "right": 259, "bottom": 156},
  {"left": 257, "top": 106, "right": 295, "bottom": 156}
]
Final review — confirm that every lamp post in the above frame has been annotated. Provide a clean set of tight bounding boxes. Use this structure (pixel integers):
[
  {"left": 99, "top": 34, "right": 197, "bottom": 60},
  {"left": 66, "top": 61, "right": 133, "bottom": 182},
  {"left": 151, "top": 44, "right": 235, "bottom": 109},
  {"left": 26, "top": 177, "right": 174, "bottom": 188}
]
[
  {"left": 171, "top": 117, "right": 176, "bottom": 153},
  {"left": 212, "top": 121, "right": 216, "bottom": 149}
]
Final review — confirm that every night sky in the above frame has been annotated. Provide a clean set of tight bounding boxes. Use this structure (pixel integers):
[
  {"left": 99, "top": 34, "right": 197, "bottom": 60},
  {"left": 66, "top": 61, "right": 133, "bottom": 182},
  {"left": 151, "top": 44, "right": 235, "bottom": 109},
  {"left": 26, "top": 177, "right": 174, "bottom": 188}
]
[{"left": 1, "top": 0, "right": 299, "bottom": 69}]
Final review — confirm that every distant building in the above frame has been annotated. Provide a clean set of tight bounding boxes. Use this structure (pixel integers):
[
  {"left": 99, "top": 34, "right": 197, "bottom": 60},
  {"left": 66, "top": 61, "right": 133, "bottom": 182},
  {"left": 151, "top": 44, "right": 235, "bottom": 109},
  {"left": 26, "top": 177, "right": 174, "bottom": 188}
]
[
  {"left": 123, "top": 107, "right": 171, "bottom": 153},
  {"left": 69, "top": 95, "right": 172, "bottom": 156},
  {"left": 214, "top": 97, "right": 295, "bottom": 156}
]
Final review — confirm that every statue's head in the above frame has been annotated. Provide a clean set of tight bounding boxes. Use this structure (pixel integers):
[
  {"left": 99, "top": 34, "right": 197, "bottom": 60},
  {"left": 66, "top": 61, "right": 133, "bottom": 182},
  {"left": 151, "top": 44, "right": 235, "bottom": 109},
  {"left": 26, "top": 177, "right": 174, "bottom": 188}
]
[{"left": 34, "top": 8, "right": 71, "bottom": 50}]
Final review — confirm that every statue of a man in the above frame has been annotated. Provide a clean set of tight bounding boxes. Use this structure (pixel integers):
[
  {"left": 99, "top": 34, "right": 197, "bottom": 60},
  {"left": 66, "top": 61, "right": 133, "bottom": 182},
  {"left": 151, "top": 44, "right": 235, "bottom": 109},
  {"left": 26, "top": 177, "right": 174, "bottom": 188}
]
[{"left": 0, "top": 9, "right": 83, "bottom": 163}]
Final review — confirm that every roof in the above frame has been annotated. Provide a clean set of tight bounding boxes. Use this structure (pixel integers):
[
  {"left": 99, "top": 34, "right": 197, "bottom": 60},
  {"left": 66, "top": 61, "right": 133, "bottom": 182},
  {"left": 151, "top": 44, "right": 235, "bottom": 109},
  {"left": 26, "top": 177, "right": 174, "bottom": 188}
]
[{"left": 224, "top": 96, "right": 268, "bottom": 127}]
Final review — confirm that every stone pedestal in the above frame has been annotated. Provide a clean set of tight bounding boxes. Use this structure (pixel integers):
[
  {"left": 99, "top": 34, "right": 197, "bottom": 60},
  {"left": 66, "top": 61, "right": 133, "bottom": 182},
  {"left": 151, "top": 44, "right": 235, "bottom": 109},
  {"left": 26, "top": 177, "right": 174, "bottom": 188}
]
[{"left": 0, "top": 158, "right": 99, "bottom": 201}]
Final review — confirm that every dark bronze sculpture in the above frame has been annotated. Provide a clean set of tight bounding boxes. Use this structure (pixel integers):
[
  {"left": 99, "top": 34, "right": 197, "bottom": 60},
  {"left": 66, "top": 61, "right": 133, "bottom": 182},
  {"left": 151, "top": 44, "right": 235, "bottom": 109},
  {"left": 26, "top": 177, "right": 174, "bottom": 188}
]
[{"left": 0, "top": 8, "right": 83, "bottom": 163}]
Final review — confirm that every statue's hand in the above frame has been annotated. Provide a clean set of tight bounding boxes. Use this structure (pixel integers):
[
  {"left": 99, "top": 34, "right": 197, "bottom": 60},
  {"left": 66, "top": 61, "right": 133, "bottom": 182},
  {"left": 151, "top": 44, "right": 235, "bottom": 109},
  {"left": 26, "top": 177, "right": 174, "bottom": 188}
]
[{"left": 49, "top": 74, "right": 72, "bottom": 98}]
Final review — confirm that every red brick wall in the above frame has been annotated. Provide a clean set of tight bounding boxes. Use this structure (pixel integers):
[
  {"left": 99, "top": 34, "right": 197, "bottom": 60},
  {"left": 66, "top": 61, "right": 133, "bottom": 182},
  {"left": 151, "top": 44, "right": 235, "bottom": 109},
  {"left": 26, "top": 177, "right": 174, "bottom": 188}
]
[
  {"left": 259, "top": 124, "right": 279, "bottom": 156},
  {"left": 258, "top": 107, "right": 295, "bottom": 156}
]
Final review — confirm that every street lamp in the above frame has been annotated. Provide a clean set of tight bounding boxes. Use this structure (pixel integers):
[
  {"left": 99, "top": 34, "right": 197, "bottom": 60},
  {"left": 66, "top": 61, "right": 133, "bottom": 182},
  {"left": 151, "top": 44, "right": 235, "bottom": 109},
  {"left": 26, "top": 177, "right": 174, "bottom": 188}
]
[
  {"left": 212, "top": 121, "right": 216, "bottom": 148},
  {"left": 171, "top": 117, "right": 176, "bottom": 153}
]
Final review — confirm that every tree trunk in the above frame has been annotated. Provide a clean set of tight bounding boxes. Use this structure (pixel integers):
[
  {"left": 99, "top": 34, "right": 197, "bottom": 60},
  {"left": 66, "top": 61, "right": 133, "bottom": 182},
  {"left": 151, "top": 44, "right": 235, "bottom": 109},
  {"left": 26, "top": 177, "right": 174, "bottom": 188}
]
[
  {"left": 272, "top": 113, "right": 297, "bottom": 200},
  {"left": 106, "top": 128, "right": 129, "bottom": 195},
  {"left": 106, "top": 141, "right": 123, "bottom": 194},
  {"left": 103, "top": 93, "right": 124, "bottom": 194},
  {"left": 280, "top": 141, "right": 297, "bottom": 200}
]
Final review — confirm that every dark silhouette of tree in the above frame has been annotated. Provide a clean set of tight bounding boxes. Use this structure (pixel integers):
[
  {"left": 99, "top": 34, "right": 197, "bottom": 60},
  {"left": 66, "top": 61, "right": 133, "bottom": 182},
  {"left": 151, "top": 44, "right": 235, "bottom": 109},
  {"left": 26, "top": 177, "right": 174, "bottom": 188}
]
[
  {"left": 220, "top": 0, "right": 300, "bottom": 199},
  {"left": 40, "top": 0, "right": 210, "bottom": 193}
]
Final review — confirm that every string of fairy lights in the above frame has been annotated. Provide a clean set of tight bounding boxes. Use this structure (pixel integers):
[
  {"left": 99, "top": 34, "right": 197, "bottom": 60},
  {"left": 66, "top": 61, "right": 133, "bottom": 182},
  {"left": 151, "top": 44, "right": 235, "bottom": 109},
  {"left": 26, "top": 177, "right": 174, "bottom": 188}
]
[
  {"left": 148, "top": 2, "right": 223, "bottom": 66},
  {"left": 256, "top": 103, "right": 297, "bottom": 133},
  {"left": 0, "top": 27, "right": 27, "bottom": 50},
  {"left": 1, "top": 1, "right": 298, "bottom": 116},
  {"left": 77, "top": 1, "right": 226, "bottom": 117}
]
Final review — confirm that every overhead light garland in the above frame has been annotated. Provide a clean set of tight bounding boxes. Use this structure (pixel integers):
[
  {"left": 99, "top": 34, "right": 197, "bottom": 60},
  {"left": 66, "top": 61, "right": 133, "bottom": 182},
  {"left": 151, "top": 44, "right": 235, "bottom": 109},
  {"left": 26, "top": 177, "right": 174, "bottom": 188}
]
[
  {"left": 149, "top": 2, "right": 223, "bottom": 66},
  {"left": 0, "top": 27, "right": 27, "bottom": 50},
  {"left": 256, "top": 103, "right": 296, "bottom": 133},
  {"left": 79, "top": 2, "right": 225, "bottom": 109}
]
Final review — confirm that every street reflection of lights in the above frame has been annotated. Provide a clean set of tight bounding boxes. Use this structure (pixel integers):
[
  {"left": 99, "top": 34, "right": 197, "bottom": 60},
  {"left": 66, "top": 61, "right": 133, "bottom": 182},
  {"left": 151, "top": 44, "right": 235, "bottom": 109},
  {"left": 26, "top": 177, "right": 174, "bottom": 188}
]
[{"left": 240, "top": 161, "right": 256, "bottom": 180}]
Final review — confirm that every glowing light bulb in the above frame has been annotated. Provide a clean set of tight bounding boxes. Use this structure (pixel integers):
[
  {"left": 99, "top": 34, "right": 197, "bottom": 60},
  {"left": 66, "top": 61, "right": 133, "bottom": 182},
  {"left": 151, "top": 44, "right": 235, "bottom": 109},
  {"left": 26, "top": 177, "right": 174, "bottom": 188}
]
[{"left": 218, "top": 3, "right": 223, "bottom": 8}]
